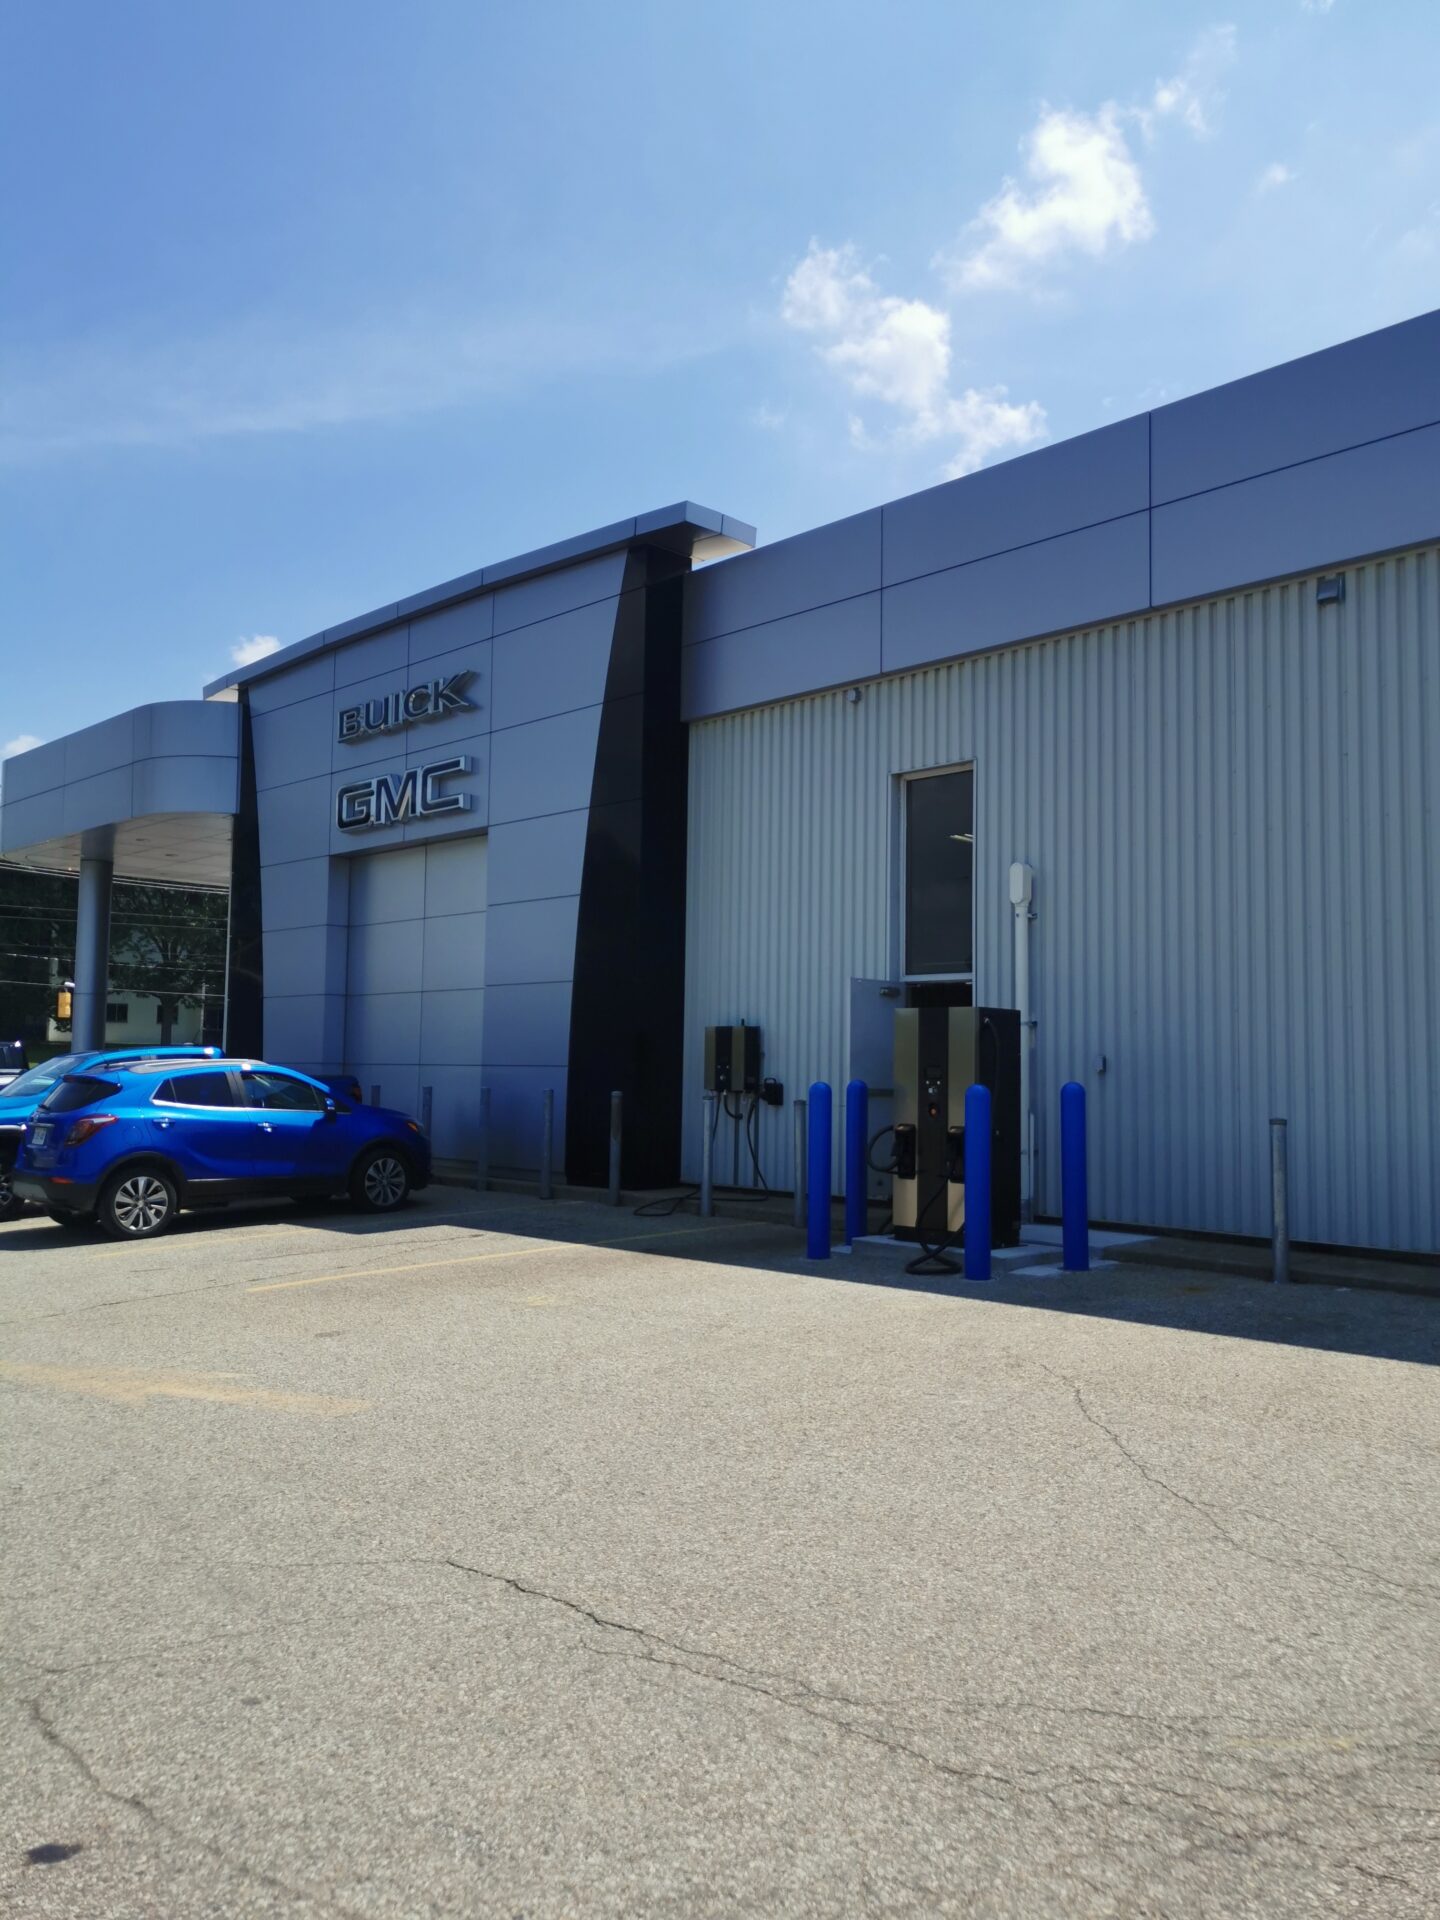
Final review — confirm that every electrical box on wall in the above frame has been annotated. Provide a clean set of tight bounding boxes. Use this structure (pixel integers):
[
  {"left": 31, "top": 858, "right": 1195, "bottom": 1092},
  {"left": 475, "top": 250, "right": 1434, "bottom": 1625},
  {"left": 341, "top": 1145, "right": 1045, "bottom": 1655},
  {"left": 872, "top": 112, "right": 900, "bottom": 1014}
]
[
  {"left": 704, "top": 1024, "right": 762, "bottom": 1095},
  {"left": 892, "top": 1006, "right": 1021, "bottom": 1249}
]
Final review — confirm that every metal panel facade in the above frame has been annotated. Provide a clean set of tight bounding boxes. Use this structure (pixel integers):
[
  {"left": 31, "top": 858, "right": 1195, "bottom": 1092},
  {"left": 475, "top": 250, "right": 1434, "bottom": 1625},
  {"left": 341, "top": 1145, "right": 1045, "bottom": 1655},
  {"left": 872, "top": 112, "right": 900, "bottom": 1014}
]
[
  {"left": 683, "top": 543, "right": 1440, "bottom": 1254},
  {"left": 682, "top": 309, "right": 1440, "bottom": 724}
]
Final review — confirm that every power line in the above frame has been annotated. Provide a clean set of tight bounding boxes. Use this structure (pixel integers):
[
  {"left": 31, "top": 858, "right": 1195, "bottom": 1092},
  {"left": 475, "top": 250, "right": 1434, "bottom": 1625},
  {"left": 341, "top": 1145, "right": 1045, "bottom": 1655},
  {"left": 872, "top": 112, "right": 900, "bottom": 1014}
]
[
  {"left": 0, "top": 978, "right": 221, "bottom": 989},
  {"left": 0, "top": 910, "right": 225, "bottom": 925}
]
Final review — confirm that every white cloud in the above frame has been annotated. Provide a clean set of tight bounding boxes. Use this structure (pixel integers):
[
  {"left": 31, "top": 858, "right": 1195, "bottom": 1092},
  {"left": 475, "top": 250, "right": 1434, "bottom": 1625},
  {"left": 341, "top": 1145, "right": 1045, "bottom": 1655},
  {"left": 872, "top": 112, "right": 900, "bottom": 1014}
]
[
  {"left": 1396, "top": 204, "right": 1439, "bottom": 263},
  {"left": 231, "top": 635, "right": 281, "bottom": 667},
  {"left": 946, "top": 105, "right": 1154, "bottom": 292},
  {"left": 943, "top": 26, "right": 1237, "bottom": 293},
  {"left": 749, "top": 402, "right": 789, "bottom": 432},
  {"left": 1301, "top": 1, "right": 1335, "bottom": 14},
  {"left": 780, "top": 242, "right": 1046, "bottom": 476},
  {"left": 1141, "top": 24, "right": 1238, "bottom": 139},
  {"left": 2, "top": 733, "right": 43, "bottom": 760},
  {"left": 1255, "top": 161, "right": 1297, "bottom": 194},
  {"left": 0, "top": 307, "right": 723, "bottom": 466}
]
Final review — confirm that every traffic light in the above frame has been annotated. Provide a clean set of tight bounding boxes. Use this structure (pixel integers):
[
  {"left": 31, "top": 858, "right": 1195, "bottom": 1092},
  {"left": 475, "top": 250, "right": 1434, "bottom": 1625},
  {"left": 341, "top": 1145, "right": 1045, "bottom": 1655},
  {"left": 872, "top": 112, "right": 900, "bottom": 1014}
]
[{"left": 55, "top": 988, "right": 72, "bottom": 1020}]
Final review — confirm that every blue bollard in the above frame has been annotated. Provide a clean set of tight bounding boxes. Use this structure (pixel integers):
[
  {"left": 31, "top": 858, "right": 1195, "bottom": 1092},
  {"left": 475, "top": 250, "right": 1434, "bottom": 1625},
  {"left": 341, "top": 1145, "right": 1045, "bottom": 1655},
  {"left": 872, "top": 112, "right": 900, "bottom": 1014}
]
[
  {"left": 1061, "top": 1080, "right": 1089, "bottom": 1272},
  {"left": 807, "top": 1082, "right": 832, "bottom": 1260},
  {"left": 963, "top": 1083, "right": 992, "bottom": 1280},
  {"left": 844, "top": 1079, "right": 868, "bottom": 1248}
]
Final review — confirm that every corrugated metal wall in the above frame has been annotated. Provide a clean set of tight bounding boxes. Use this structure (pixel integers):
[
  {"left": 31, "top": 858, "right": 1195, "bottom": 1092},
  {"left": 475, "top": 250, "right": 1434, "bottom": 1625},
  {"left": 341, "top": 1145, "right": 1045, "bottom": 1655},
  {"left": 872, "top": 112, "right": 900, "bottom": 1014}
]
[{"left": 683, "top": 542, "right": 1440, "bottom": 1253}]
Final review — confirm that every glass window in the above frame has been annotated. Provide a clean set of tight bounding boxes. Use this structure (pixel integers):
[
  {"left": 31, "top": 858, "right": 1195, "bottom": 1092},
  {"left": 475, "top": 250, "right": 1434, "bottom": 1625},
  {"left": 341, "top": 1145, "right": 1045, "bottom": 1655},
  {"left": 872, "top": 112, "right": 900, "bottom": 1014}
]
[
  {"left": 158, "top": 1071, "right": 237, "bottom": 1108},
  {"left": 904, "top": 769, "right": 974, "bottom": 977},
  {"left": 243, "top": 1071, "right": 326, "bottom": 1112},
  {"left": 3, "top": 1054, "right": 88, "bottom": 1103},
  {"left": 40, "top": 1076, "right": 121, "bottom": 1114},
  {"left": 106, "top": 1003, "right": 129, "bottom": 1023}
]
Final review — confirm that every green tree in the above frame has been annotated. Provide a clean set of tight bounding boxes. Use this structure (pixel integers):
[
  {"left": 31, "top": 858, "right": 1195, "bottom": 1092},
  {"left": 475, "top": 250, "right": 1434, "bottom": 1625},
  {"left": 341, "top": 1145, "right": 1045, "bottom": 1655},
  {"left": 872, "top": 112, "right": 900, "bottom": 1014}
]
[
  {"left": 0, "top": 864, "right": 228, "bottom": 1051},
  {"left": 0, "top": 864, "right": 75, "bottom": 1047},
  {"left": 109, "top": 884, "right": 229, "bottom": 1044}
]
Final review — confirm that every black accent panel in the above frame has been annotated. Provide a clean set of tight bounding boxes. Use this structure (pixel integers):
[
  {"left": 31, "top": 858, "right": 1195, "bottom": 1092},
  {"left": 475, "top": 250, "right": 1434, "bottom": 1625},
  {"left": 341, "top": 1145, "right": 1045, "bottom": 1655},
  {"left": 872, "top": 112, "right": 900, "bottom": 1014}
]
[
  {"left": 978, "top": 1006, "right": 1023, "bottom": 1249},
  {"left": 225, "top": 695, "right": 264, "bottom": 1056},
  {"left": 565, "top": 552, "right": 689, "bottom": 1188}
]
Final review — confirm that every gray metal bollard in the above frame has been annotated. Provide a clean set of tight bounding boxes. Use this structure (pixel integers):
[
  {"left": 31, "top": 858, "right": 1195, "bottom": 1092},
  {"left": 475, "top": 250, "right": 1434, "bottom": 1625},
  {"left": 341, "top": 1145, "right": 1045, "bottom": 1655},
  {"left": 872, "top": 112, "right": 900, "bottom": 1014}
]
[
  {"left": 1270, "top": 1117, "right": 1290, "bottom": 1284},
  {"left": 792, "top": 1098, "right": 807, "bottom": 1230},
  {"left": 608, "top": 1090, "right": 623, "bottom": 1206},
  {"left": 370, "top": 1084, "right": 381, "bottom": 1107},
  {"left": 421, "top": 1085, "right": 433, "bottom": 1137},
  {"left": 539, "top": 1089, "right": 555, "bottom": 1200},
  {"left": 476, "top": 1086, "right": 490, "bottom": 1192},
  {"left": 700, "top": 1091, "right": 717, "bottom": 1218}
]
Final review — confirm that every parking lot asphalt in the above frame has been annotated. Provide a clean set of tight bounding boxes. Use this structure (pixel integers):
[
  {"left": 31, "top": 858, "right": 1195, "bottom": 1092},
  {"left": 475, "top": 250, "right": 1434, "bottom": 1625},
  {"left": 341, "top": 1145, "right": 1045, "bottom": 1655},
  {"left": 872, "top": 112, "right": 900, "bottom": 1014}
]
[{"left": 2, "top": 1187, "right": 1438, "bottom": 1919}]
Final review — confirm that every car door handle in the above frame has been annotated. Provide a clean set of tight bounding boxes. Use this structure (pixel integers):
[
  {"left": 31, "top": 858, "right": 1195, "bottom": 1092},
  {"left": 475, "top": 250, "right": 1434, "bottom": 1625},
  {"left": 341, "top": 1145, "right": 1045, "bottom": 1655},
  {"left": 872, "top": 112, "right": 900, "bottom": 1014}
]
[
  {"left": 256, "top": 1122, "right": 274, "bottom": 1133},
  {"left": 156, "top": 1119, "right": 171, "bottom": 1129}
]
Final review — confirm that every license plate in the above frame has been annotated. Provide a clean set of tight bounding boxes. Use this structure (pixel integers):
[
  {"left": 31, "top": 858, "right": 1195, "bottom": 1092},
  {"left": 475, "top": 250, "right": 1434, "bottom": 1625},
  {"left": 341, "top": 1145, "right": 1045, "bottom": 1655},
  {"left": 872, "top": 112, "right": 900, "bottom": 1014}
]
[{"left": 31, "top": 1125, "right": 50, "bottom": 1147}]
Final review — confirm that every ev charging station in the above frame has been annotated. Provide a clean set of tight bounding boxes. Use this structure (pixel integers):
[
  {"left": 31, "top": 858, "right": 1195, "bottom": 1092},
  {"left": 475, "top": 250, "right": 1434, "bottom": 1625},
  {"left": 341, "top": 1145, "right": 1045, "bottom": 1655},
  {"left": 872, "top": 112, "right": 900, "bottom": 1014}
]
[{"left": 891, "top": 1005, "right": 1022, "bottom": 1254}]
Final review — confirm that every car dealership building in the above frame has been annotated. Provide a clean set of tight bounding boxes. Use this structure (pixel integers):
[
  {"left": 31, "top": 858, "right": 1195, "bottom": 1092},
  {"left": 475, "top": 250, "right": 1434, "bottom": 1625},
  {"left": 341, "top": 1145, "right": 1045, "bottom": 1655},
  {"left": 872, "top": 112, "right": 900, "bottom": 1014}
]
[{"left": 2, "top": 309, "right": 1437, "bottom": 1253}]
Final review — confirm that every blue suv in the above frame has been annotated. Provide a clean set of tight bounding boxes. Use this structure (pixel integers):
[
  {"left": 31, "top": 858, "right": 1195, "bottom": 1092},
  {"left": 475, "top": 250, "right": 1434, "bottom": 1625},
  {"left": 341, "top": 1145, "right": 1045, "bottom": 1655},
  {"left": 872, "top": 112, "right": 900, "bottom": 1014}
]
[
  {"left": 0, "top": 1045, "right": 220, "bottom": 1222},
  {"left": 14, "top": 1057, "right": 431, "bottom": 1239}
]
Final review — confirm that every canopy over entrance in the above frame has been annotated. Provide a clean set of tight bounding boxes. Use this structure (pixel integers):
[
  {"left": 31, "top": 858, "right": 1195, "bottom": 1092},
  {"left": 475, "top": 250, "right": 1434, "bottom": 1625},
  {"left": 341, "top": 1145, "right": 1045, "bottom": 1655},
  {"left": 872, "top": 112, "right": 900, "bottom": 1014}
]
[
  {"left": 0, "top": 701, "right": 239, "bottom": 887},
  {"left": 0, "top": 701, "right": 240, "bottom": 1047}
]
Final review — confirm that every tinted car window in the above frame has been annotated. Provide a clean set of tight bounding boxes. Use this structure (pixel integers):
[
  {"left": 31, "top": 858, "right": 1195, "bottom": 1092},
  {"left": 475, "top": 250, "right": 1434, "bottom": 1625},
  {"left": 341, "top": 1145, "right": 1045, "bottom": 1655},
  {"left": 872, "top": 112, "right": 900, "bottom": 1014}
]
[
  {"left": 2, "top": 1054, "right": 91, "bottom": 1102},
  {"left": 243, "top": 1072, "right": 326, "bottom": 1112},
  {"left": 157, "top": 1071, "right": 238, "bottom": 1108},
  {"left": 40, "top": 1076, "right": 122, "bottom": 1114}
]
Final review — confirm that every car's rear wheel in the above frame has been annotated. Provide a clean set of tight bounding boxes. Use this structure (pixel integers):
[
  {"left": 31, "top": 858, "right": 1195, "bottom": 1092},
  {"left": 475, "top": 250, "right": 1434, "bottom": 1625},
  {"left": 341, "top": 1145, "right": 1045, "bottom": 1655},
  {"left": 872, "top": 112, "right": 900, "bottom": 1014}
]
[
  {"left": 46, "top": 1210, "right": 89, "bottom": 1232},
  {"left": 350, "top": 1146, "right": 411, "bottom": 1214},
  {"left": 98, "top": 1168, "right": 177, "bottom": 1240},
  {"left": 0, "top": 1162, "right": 26, "bottom": 1223}
]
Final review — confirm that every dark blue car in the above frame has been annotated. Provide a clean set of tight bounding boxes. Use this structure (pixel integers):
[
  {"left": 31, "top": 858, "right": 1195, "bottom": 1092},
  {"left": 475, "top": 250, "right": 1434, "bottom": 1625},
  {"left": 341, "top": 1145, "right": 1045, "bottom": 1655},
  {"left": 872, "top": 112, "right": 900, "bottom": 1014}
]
[
  {"left": 0, "top": 1045, "right": 221, "bottom": 1221},
  {"left": 14, "top": 1057, "right": 431, "bottom": 1239}
]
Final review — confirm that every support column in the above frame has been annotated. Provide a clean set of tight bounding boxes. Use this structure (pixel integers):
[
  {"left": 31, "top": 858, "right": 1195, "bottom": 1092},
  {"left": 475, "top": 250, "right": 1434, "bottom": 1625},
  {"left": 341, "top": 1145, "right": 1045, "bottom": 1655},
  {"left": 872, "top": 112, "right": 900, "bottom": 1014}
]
[{"left": 72, "top": 856, "right": 114, "bottom": 1052}]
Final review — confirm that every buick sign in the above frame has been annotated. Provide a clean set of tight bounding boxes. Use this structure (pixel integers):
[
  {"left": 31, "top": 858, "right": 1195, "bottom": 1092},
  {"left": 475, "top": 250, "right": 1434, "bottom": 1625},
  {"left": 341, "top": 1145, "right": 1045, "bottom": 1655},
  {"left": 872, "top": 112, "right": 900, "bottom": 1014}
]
[
  {"left": 336, "top": 756, "right": 473, "bottom": 831},
  {"left": 337, "top": 670, "right": 475, "bottom": 744}
]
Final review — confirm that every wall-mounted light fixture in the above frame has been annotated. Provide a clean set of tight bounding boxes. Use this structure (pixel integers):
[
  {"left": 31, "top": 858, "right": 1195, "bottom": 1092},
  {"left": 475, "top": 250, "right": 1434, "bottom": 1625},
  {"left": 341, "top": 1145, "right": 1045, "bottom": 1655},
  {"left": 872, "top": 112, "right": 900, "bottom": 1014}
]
[
  {"left": 1316, "top": 573, "right": 1345, "bottom": 605},
  {"left": 845, "top": 686, "right": 862, "bottom": 704}
]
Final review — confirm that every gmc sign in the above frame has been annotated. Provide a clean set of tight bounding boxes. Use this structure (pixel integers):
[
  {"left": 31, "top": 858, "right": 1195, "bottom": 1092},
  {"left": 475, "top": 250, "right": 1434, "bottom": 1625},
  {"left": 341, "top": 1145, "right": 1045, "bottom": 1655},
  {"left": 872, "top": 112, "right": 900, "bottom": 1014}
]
[{"left": 335, "top": 756, "right": 473, "bottom": 831}]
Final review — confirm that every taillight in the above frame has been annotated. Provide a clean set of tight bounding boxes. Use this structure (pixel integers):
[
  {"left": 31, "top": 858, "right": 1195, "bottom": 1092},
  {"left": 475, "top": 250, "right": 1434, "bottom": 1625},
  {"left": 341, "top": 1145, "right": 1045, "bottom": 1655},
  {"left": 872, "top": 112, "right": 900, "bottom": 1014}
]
[{"left": 67, "top": 1114, "right": 118, "bottom": 1146}]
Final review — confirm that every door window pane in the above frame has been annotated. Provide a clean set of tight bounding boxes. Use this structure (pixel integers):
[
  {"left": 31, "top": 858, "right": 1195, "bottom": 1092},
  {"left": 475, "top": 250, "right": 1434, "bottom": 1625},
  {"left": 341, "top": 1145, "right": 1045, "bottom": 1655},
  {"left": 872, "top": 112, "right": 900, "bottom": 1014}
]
[
  {"left": 905, "top": 770, "right": 974, "bottom": 976},
  {"left": 160, "top": 1071, "right": 237, "bottom": 1108},
  {"left": 243, "top": 1071, "right": 326, "bottom": 1111}
]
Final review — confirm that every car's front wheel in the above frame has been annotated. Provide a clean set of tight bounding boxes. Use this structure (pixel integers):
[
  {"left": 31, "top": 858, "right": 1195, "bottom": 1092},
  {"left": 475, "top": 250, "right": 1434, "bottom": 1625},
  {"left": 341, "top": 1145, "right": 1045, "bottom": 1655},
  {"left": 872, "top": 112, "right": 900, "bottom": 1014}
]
[
  {"left": 98, "top": 1168, "right": 177, "bottom": 1240},
  {"left": 0, "top": 1161, "right": 26, "bottom": 1223},
  {"left": 350, "top": 1146, "right": 411, "bottom": 1214}
]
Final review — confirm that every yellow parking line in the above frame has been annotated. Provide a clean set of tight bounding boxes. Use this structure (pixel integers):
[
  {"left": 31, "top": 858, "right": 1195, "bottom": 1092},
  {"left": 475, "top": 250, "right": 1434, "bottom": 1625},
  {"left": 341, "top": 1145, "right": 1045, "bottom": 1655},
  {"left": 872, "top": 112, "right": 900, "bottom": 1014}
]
[
  {"left": 247, "top": 1220, "right": 743, "bottom": 1294},
  {"left": 95, "top": 1206, "right": 498, "bottom": 1258},
  {"left": 0, "top": 1360, "right": 366, "bottom": 1417}
]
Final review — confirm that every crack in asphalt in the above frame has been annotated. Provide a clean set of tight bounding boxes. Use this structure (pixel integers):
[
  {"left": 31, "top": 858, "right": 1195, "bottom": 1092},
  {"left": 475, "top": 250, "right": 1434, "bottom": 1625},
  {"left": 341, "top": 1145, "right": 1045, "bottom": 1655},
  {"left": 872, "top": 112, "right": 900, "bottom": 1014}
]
[
  {"left": 442, "top": 1556, "right": 896, "bottom": 1719},
  {"left": 1037, "top": 1363, "right": 1440, "bottom": 1607},
  {"left": 17, "top": 1546, "right": 1437, "bottom": 1910},
  {"left": 442, "top": 1554, "right": 1057, "bottom": 1807},
  {"left": 25, "top": 1692, "right": 370, "bottom": 1918},
  {"left": 0, "top": 1279, "right": 244, "bottom": 1329},
  {"left": 439, "top": 1556, "right": 1308, "bottom": 1835}
]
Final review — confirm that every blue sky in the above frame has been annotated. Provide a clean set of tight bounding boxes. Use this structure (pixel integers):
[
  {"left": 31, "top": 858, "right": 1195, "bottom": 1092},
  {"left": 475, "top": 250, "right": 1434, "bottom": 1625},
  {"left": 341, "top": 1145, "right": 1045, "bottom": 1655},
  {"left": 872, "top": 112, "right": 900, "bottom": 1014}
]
[{"left": 2, "top": 0, "right": 1436, "bottom": 761}]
